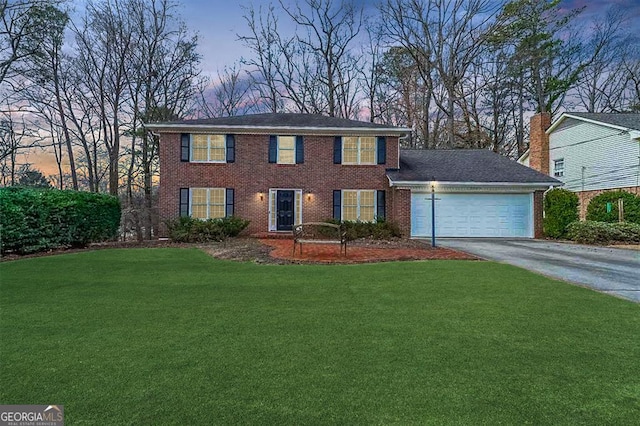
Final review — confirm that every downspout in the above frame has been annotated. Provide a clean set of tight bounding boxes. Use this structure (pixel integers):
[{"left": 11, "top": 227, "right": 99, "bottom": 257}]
[{"left": 542, "top": 185, "right": 555, "bottom": 219}]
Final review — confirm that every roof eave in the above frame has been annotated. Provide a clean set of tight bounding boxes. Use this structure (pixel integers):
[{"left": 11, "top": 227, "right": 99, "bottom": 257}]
[
  {"left": 387, "top": 180, "right": 561, "bottom": 190},
  {"left": 547, "top": 113, "right": 633, "bottom": 134},
  {"left": 144, "top": 122, "right": 411, "bottom": 135}
]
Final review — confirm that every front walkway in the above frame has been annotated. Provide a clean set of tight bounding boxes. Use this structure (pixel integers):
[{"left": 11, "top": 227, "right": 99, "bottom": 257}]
[{"left": 261, "top": 239, "right": 476, "bottom": 264}]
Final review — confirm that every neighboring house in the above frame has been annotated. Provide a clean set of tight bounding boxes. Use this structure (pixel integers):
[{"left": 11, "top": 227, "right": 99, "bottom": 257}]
[
  {"left": 146, "top": 113, "right": 558, "bottom": 239},
  {"left": 520, "top": 112, "right": 640, "bottom": 218}
]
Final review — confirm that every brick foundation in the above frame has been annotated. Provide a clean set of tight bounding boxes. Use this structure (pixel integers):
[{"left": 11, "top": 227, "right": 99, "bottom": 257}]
[{"left": 576, "top": 186, "right": 640, "bottom": 220}]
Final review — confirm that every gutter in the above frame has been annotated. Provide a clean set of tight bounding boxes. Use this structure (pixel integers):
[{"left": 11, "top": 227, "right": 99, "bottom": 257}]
[
  {"left": 143, "top": 123, "right": 412, "bottom": 135},
  {"left": 388, "top": 180, "right": 560, "bottom": 188}
]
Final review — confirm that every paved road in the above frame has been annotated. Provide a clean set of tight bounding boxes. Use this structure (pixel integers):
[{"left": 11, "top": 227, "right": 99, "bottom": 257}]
[{"left": 433, "top": 238, "right": 640, "bottom": 303}]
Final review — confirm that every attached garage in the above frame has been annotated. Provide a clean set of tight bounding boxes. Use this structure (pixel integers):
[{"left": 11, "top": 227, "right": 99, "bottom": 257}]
[
  {"left": 387, "top": 150, "right": 561, "bottom": 239},
  {"left": 411, "top": 192, "right": 533, "bottom": 238}
]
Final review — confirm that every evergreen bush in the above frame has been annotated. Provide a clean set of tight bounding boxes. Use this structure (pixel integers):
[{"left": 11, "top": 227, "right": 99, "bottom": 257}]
[
  {"left": 586, "top": 190, "right": 640, "bottom": 224},
  {"left": 0, "top": 187, "right": 121, "bottom": 254},
  {"left": 326, "top": 218, "right": 401, "bottom": 241},
  {"left": 165, "top": 216, "right": 250, "bottom": 243},
  {"left": 543, "top": 188, "right": 579, "bottom": 239},
  {"left": 566, "top": 221, "right": 640, "bottom": 245}
]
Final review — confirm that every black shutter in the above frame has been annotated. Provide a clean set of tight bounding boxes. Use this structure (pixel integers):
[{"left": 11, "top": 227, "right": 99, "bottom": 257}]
[
  {"left": 180, "top": 134, "right": 190, "bottom": 162},
  {"left": 376, "top": 190, "right": 386, "bottom": 220},
  {"left": 225, "top": 188, "right": 234, "bottom": 217},
  {"left": 269, "top": 135, "right": 277, "bottom": 163},
  {"left": 377, "top": 136, "right": 386, "bottom": 164},
  {"left": 226, "top": 134, "right": 235, "bottom": 163},
  {"left": 333, "top": 190, "right": 341, "bottom": 220},
  {"left": 295, "top": 135, "right": 304, "bottom": 164},
  {"left": 179, "top": 188, "right": 189, "bottom": 217},
  {"left": 333, "top": 136, "right": 342, "bottom": 164}
]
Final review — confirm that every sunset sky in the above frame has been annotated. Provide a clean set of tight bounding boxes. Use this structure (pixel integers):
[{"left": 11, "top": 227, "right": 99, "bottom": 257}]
[{"left": 24, "top": 0, "right": 640, "bottom": 178}]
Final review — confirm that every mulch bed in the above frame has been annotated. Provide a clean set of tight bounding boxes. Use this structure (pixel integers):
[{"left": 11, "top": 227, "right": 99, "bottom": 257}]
[
  {"left": 2, "top": 237, "right": 477, "bottom": 264},
  {"left": 261, "top": 238, "right": 477, "bottom": 264}
]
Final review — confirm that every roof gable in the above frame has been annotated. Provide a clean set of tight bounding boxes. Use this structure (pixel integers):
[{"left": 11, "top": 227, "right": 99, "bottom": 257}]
[{"left": 548, "top": 112, "right": 640, "bottom": 134}]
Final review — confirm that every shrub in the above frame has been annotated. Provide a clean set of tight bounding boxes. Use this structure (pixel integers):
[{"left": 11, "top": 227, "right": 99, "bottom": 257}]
[
  {"left": 544, "top": 188, "right": 579, "bottom": 239},
  {"left": 0, "top": 187, "right": 121, "bottom": 254},
  {"left": 586, "top": 190, "right": 640, "bottom": 224},
  {"left": 566, "top": 221, "right": 640, "bottom": 245},
  {"left": 326, "top": 218, "right": 402, "bottom": 241},
  {"left": 165, "top": 216, "right": 249, "bottom": 243}
]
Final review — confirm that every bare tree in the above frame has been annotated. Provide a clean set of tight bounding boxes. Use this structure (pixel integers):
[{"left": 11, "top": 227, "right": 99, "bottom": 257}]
[
  {"left": 239, "top": 0, "right": 364, "bottom": 118},
  {"left": 380, "top": 0, "right": 497, "bottom": 146},
  {"left": 572, "top": 6, "right": 632, "bottom": 112}
]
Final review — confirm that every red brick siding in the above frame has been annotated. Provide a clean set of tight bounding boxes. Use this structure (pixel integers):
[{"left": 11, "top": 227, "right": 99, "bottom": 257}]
[
  {"left": 576, "top": 186, "right": 640, "bottom": 220},
  {"left": 159, "top": 133, "right": 400, "bottom": 236},
  {"left": 534, "top": 190, "right": 544, "bottom": 238},
  {"left": 529, "top": 113, "right": 551, "bottom": 175},
  {"left": 390, "top": 188, "right": 412, "bottom": 237}
]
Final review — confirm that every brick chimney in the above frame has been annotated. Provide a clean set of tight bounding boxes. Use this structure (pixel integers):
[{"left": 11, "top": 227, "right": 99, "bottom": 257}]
[{"left": 529, "top": 112, "right": 551, "bottom": 175}]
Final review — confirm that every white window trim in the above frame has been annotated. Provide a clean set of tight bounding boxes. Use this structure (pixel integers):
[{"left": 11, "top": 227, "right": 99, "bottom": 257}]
[
  {"left": 277, "top": 135, "right": 296, "bottom": 165},
  {"left": 341, "top": 189, "right": 377, "bottom": 222},
  {"left": 268, "top": 188, "right": 303, "bottom": 231},
  {"left": 189, "top": 188, "right": 226, "bottom": 219},
  {"left": 553, "top": 158, "right": 565, "bottom": 177},
  {"left": 342, "top": 136, "right": 376, "bottom": 165},
  {"left": 190, "top": 134, "right": 227, "bottom": 163}
]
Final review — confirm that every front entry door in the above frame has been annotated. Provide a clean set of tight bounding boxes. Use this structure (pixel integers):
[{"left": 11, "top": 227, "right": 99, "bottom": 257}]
[{"left": 276, "top": 190, "right": 295, "bottom": 231}]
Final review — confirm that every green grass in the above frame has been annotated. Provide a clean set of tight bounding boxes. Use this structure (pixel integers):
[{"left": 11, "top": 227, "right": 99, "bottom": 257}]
[{"left": 1, "top": 249, "right": 639, "bottom": 424}]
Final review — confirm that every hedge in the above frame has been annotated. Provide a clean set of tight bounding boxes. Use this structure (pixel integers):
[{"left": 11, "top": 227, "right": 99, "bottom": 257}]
[
  {"left": 543, "top": 188, "right": 579, "bottom": 239},
  {"left": 0, "top": 187, "right": 121, "bottom": 254},
  {"left": 326, "top": 218, "right": 402, "bottom": 241},
  {"left": 586, "top": 190, "right": 640, "bottom": 224},
  {"left": 566, "top": 221, "right": 640, "bottom": 245},
  {"left": 165, "top": 216, "right": 250, "bottom": 243}
]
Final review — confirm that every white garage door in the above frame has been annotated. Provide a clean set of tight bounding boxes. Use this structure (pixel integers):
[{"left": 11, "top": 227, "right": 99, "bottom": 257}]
[{"left": 411, "top": 193, "right": 533, "bottom": 238}]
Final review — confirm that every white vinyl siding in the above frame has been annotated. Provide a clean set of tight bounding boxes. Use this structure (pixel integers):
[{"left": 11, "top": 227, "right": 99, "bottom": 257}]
[{"left": 549, "top": 119, "right": 640, "bottom": 191}]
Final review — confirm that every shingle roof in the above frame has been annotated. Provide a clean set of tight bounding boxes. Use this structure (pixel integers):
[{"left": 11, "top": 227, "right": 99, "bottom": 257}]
[
  {"left": 388, "top": 149, "right": 561, "bottom": 184},
  {"left": 154, "top": 113, "right": 404, "bottom": 130},
  {"left": 565, "top": 112, "right": 640, "bottom": 131}
]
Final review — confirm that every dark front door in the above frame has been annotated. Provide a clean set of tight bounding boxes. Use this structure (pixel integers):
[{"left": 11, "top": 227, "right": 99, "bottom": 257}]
[{"left": 276, "top": 190, "right": 295, "bottom": 231}]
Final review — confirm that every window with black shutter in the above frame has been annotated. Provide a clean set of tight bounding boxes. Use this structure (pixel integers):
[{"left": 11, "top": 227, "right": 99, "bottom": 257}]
[{"left": 180, "top": 134, "right": 190, "bottom": 162}]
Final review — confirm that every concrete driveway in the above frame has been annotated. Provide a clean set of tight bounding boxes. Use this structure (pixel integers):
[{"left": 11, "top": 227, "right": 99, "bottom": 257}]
[{"left": 433, "top": 238, "right": 640, "bottom": 303}]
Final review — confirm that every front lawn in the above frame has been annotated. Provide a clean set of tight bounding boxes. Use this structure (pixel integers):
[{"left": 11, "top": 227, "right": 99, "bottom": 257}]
[{"left": 1, "top": 249, "right": 639, "bottom": 424}]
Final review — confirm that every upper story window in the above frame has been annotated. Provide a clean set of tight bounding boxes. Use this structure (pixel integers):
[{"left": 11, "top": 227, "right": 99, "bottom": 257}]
[
  {"left": 192, "top": 134, "right": 225, "bottom": 162},
  {"left": 343, "top": 136, "right": 376, "bottom": 165},
  {"left": 269, "top": 135, "right": 304, "bottom": 164},
  {"left": 278, "top": 136, "right": 296, "bottom": 164},
  {"left": 180, "top": 133, "right": 235, "bottom": 163},
  {"left": 553, "top": 158, "right": 565, "bottom": 177},
  {"left": 334, "top": 136, "right": 386, "bottom": 165}
]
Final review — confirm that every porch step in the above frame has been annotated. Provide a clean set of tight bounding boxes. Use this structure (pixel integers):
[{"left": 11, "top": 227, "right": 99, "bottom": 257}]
[{"left": 251, "top": 232, "right": 294, "bottom": 240}]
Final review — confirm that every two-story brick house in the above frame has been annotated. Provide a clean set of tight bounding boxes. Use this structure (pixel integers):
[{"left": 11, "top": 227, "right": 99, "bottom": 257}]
[{"left": 147, "top": 113, "right": 558, "bottom": 238}]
